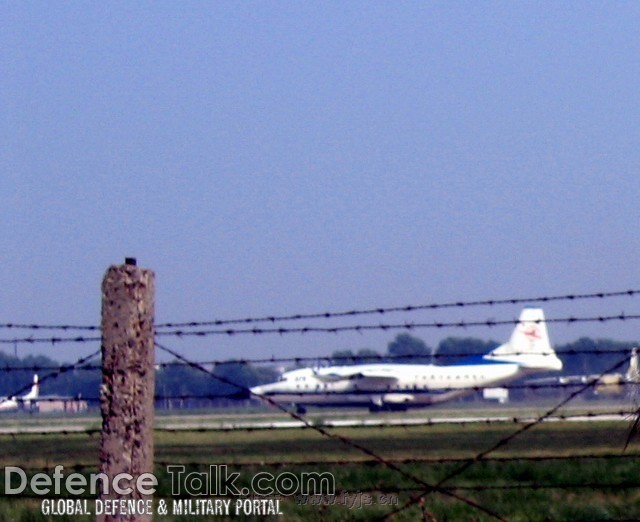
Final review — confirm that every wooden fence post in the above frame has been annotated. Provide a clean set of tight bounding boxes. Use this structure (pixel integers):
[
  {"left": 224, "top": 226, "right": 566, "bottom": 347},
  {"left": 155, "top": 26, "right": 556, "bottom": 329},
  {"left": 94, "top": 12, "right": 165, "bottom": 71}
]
[{"left": 99, "top": 258, "right": 155, "bottom": 521}]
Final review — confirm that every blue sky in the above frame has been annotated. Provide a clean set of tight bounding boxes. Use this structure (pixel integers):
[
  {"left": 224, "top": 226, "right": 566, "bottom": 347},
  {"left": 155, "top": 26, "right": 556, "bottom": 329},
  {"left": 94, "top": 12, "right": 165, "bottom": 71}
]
[{"left": 2, "top": 2, "right": 640, "bottom": 364}]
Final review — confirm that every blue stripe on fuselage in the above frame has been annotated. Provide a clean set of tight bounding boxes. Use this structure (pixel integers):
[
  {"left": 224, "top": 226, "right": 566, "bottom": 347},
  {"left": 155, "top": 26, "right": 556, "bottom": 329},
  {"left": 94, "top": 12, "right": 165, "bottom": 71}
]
[{"left": 451, "top": 355, "right": 512, "bottom": 366}]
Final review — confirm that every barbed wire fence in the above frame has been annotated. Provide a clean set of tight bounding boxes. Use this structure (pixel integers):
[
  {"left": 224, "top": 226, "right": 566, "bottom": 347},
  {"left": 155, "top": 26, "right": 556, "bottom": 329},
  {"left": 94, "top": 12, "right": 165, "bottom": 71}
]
[{"left": 1, "top": 260, "right": 640, "bottom": 520}]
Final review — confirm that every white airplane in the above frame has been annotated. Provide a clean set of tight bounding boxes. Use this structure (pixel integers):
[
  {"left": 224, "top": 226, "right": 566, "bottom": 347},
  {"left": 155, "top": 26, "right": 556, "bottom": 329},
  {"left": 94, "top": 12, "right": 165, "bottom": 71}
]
[
  {"left": 0, "top": 375, "right": 39, "bottom": 412},
  {"left": 250, "top": 308, "right": 563, "bottom": 413}
]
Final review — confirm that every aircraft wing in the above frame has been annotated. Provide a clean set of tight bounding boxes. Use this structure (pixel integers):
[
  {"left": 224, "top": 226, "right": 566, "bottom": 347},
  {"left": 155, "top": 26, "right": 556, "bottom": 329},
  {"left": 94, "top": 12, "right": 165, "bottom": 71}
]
[{"left": 314, "top": 369, "right": 398, "bottom": 386}]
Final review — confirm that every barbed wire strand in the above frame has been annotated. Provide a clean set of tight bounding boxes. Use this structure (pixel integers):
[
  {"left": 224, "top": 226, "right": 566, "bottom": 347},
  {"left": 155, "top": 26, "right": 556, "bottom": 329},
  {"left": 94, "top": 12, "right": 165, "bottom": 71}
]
[
  {"left": 154, "top": 288, "right": 640, "bottom": 329},
  {"left": 0, "top": 323, "right": 99, "bottom": 331},
  {"left": 155, "top": 313, "right": 640, "bottom": 338},
  {"left": 3, "top": 312, "right": 640, "bottom": 346},
  {"left": 149, "top": 411, "right": 639, "bottom": 433},
  {"left": 0, "top": 344, "right": 637, "bottom": 372},
  {"left": 0, "top": 349, "right": 101, "bottom": 403},
  {"left": 2, "top": 288, "right": 635, "bottom": 333},
  {"left": 6, "top": 480, "right": 640, "bottom": 502},
  {"left": 158, "top": 452, "right": 640, "bottom": 468},
  {"left": 0, "top": 335, "right": 100, "bottom": 346},
  {"left": 0, "top": 408, "right": 636, "bottom": 437},
  {"left": 383, "top": 352, "right": 634, "bottom": 520},
  {"left": 12, "top": 451, "right": 640, "bottom": 474},
  {"left": 3, "top": 378, "right": 638, "bottom": 402},
  {"left": 154, "top": 341, "right": 506, "bottom": 521},
  {"left": 298, "top": 481, "right": 640, "bottom": 495}
]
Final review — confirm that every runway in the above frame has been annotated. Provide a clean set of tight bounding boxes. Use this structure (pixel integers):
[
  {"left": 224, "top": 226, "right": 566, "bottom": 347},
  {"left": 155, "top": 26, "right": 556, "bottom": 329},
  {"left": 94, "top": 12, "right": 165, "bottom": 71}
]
[
  {"left": 0, "top": 406, "right": 634, "bottom": 434},
  {"left": 156, "top": 411, "right": 633, "bottom": 431}
]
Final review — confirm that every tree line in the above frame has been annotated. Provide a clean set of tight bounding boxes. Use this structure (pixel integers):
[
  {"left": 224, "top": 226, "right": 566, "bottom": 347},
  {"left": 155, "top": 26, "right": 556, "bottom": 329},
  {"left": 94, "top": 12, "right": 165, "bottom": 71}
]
[
  {"left": 328, "top": 334, "right": 637, "bottom": 376},
  {"left": 0, "top": 334, "right": 636, "bottom": 407}
]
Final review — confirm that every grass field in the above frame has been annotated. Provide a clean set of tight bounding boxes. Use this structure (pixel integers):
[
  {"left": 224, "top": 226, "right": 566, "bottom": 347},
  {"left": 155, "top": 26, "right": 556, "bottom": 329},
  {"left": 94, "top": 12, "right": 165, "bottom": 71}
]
[{"left": 0, "top": 412, "right": 639, "bottom": 521}]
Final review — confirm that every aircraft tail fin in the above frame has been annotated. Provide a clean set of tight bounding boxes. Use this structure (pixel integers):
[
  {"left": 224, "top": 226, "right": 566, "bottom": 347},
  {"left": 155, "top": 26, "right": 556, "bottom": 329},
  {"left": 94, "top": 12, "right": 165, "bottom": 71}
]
[
  {"left": 485, "top": 308, "right": 562, "bottom": 371},
  {"left": 22, "top": 374, "right": 39, "bottom": 401}
]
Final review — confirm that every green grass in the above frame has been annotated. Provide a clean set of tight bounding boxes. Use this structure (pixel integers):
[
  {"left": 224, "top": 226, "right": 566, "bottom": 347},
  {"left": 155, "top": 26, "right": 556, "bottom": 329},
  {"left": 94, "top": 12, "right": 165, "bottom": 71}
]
[{"left": 1, "top": 421, "right": 639, "bottom": 520}]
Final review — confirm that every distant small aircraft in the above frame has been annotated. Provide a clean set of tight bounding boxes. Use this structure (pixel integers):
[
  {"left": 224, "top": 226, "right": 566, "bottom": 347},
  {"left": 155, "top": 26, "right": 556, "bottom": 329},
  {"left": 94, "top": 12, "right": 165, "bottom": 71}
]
[
  {"left": 530, "top": 347, "right": 640, "bottom": 397},
  {"left": 627, "top": 347, "right": 639, "bottom": 383},
  {"left": 0, "top": 374, "right": 39, "bottom": 412},
  {"left": 251, "top": 308, "right": 563, "bottom": 413}
]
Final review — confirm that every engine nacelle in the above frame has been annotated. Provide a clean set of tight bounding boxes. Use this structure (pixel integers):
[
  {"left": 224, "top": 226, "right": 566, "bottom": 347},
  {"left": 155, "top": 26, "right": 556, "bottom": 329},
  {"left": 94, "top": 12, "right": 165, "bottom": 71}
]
[{"left": 382, "top": 393, "right": 415, "bottom": 404}]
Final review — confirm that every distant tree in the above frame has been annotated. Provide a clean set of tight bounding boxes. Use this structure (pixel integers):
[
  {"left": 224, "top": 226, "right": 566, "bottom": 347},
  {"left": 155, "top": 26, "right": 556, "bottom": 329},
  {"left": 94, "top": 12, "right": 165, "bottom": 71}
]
[
  {"left": 156, "top": 360, "right": 279, "bottom": 405},
  {"left": 0, "top": 350, "right": 272, "bottom": 408},
  {"left": 328, "top": 348, "right": 382, "bottom": 365},
  {"left": 0, "top": 350, "right": 101, "bottom": 400},
  {"left": 329, "top": 350, "right": 356, "bottom": 365},
  {"left": 435, "top": 337, "right": 499, "bottom": 365},
  {"left": 558, "top": 338, "right": 637, "bottom": 376},
  {"left": 157, "top": 364, "right": 209, "bottom": 398},
  {"left": 353, "top": 348, "right": 383, "bottom": 364},
  {"left": 45, "top": 359, "right": 101, "bottom": 400},
  {"left": 387, "top": 333, "right": 432, "bottom": 363},
  {"left": 0, "top": 351, "right": 43, "bottom": 396},
  {"left": 210, "top": 362, "right": 279, "bottom": 397}
]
